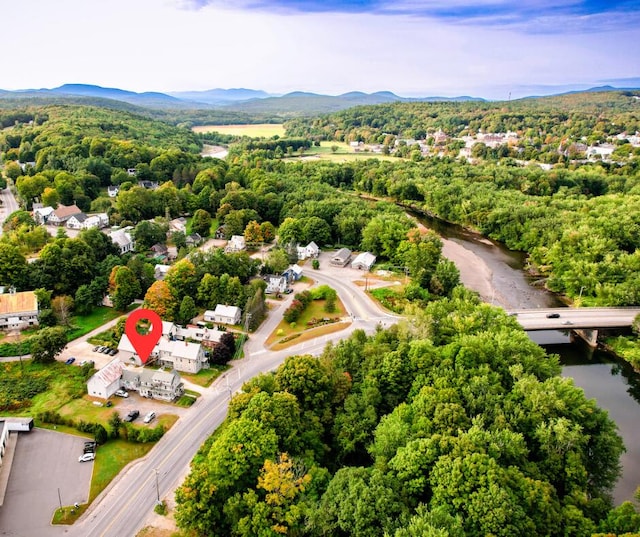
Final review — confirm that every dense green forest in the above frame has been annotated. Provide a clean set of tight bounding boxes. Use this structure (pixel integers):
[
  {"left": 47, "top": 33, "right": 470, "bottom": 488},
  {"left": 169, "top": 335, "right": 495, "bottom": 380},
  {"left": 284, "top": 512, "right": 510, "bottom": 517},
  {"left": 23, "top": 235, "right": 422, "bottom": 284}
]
[{"left": 175, "top": 293, "right": 634, "bottom": 536}]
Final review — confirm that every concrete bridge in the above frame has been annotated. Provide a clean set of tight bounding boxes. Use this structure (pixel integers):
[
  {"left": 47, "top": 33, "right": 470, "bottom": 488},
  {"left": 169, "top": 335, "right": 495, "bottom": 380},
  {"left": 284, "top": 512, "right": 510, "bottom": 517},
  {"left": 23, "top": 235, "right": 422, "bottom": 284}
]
[{"left": 507, "top": 307, "right": 640, "bottom": 346}]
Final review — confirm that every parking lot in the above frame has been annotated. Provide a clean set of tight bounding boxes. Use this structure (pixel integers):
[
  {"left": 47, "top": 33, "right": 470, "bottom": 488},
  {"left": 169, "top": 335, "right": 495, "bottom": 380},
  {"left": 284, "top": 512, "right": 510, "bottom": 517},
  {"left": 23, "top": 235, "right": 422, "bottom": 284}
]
[{"left": 0, "top": 428, "right": 93, "bottom": 536}]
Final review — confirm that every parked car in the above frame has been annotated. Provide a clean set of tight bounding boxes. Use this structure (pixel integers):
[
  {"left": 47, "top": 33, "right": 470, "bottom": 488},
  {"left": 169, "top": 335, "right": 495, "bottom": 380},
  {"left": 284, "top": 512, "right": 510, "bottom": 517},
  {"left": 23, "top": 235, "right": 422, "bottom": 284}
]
[
  {"left": 78, "top": 452, "right": 95, "bottom": 462},
  {"left": 65, "top": 357, "right": 76, "bottom": 365},
  {"left": 114, "top": 389, "right": 128, "bottom": 398},
  {"left": 84, "top": 441, "right": 97, "bottom": 449},
  {"left": 92, "top": 346, "right": 100, "bottom": 352},
  {"left": 108, "top": 348, "right": 118, "bottom": 356},
  {"left": 546, "top": 313, "right": 561, "bottom": 318},
  {"left": 83, "top": 444, "right": 96, "bottom": 453},
  {"left": 143, "top": 411, "right": 156, "bottom": 424},
  {"left": 123, "top": 410, "right": 139, "bottom": 422},
  {"left": 100, "top": 346, "right": 111, "bottom": 353}
]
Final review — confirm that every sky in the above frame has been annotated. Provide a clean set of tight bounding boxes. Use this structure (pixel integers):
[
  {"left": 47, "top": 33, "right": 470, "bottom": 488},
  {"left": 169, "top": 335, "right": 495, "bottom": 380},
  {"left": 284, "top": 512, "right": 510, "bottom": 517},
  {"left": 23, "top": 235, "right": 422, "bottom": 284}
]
[{"left": 2, "top": 0, "right": 639, "bottom": 100}]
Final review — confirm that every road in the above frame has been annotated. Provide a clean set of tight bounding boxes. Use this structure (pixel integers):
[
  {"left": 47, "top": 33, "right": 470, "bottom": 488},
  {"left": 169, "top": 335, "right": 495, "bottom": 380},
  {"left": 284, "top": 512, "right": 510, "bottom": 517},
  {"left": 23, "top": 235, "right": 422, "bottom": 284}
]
[
  {"left": 509, "top": 307, "right": 640, "bottom": 331},
  {"left": 60, "top": 260, "right": 397, "bottom": 537},
  {"left": 0, "top": 186, "right": 19, "bottom": 236}
]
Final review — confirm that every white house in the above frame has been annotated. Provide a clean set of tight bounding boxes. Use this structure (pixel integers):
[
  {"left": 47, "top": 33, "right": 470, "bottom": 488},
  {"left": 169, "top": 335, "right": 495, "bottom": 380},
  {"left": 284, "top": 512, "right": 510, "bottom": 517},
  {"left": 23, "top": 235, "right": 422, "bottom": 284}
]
[
  {"left": 351, "top": 251, "right": 377, "bottom": 271},
  {"left": 169, "top": 217, "right": 187, "bottom": 234},
  {"left": 83, "top": 213, "right": 109, "bottom": 229},
  {"left": 297, "top": 241, "right": 320, "bottom": 260},
  {"left": 154, "top": 264, "right": 171, "bottom": 280},
  {"left": 108, "top": 227, "right": 135, "bottom": 254},
  {"left": 0, "top": 290, "right": 39, "bottom": 330},
  {"left": 121, "top": 368, "right": 184, "bottom": 402},
  {"left": 225, "top": 235, "right": 246, "bottom": 253},
  {"left": 86, "top": 358, "right": 124, "bottom": 399},
  {"left": 66, "top": 213, "right": 88, "bottom": 230},
  {"left": 107, "top": 186, "right": 119, "bottom": 198},
  {"left": 265, "top": 275, "right": 289, "bottom": 294},
  {"left": 211, "top": 304, "right": 241, "bottom": 325},
  {"left": 33, "top": 206, "right": 55, "bottom": 225}
]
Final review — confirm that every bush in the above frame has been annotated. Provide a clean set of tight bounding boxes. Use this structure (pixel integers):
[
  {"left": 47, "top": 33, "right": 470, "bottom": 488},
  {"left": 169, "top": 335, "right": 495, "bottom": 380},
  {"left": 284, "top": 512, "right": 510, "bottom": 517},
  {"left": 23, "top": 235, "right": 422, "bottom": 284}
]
[
  {"left": 154, "top": 500, "right": 167, "bottom": 515},
  {"left": 312, "top": 259, "right": 320, "bottom": 269}
]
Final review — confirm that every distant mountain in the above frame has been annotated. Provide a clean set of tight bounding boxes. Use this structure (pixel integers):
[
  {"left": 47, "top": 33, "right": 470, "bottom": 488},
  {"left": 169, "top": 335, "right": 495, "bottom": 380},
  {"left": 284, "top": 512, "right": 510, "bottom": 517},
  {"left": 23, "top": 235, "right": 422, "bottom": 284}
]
[
  {"left": 47, "top": 84, "right": 185, "bottom": 108},
  {"left": 169, "top": 88, "right": 271, "bottom": 105}
]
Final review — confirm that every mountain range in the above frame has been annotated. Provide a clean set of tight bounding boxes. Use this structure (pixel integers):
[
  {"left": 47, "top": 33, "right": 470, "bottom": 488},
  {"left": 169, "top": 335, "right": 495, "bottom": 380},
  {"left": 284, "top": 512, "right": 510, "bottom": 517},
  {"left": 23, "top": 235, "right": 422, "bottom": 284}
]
[{"left": 0, "top": 83, "right": 637, "bottom": 117}]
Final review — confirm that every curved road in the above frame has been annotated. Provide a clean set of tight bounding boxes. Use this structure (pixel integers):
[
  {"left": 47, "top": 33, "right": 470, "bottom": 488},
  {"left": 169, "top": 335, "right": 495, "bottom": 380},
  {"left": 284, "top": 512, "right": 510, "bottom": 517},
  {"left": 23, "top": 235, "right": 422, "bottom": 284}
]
[{"left": 64, "top": 261, "right": 398, "bottom": 537}]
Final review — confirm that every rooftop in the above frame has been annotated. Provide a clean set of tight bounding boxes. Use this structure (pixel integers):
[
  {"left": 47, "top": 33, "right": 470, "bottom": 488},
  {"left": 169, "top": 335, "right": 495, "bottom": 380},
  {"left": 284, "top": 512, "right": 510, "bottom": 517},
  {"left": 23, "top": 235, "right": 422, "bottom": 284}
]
[{"left": 0, "top": 291, "right": 38, "bottom": 315}]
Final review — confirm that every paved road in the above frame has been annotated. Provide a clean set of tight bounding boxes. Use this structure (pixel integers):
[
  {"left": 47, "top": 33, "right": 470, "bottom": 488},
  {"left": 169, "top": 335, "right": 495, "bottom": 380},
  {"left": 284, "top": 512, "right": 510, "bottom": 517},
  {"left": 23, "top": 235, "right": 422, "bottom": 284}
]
[
  {"left": 36, "top": 259, "right": 397, "bottom": 537},
  {"left": 0, "top": 186, "right": 20, "bottom": 236},
  {"left": 509, "top": 307, "right": 640, "bottom": 331}
]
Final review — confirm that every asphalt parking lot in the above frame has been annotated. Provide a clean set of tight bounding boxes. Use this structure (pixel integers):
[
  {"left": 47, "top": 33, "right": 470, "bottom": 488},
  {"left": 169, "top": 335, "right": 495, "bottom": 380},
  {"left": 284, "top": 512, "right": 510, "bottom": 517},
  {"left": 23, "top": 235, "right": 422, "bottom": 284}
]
[{"left": 0, "top": 428, "right": 93, "bottom": 536}]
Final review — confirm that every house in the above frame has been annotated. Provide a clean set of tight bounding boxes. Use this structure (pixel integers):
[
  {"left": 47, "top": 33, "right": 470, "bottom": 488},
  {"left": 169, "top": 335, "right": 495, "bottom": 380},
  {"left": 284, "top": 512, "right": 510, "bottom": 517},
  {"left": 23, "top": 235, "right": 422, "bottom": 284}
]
[
  {"left": 215, "top": 225, "right": 227, "bottom": 239},
  {"left": 107, "top": 186, "right": 119, "bottom": 198},
  {"left": 86, "top": 358, "right": 124, "bottom": 399},
  {"left": 330, "top": 248, "right": 352, "bottom": 267},
  {"left": 211, "top": 304, "right": 241, "bottom": 325},
  {"left": 66, "top": 213, "right": 88, "bottom": 230},
  {"left": 121, "top": 368, "right": 184, "bottom": 402},
  {"left": 83, "top": 213, "right": 109, "bottom": 229},
  {"left": 351, "top": 251, "right": 377, "bottom": 271},
  {"left": 154, "top": 264, "right": 171, "bottom": 280},
  {"left": 150, "top": 243, "right": 169, "bottom": 258},
  {"left": 186, "top": 233, "right": 203, "bottom": 247},
  {"left": 126, "top": 168, "right": 137, "bottom": 176},
  {"left": 225, "top": 235, "right": 246, "bottom": 252},
  {"left": 139, "top": 369, "right": 184, "bottom": 401},
  {"left": 283, "top": 264, "right": 303, "bottom": 282},
  {"left": 296, "top": 241, "right": 320, "bottom": 260},
  {"left": 265, "top": 275, "right": 289, "bottom": 294},
  {"left": 117, "top": 321, "right": 210, "bottom": 373},
  {"left": 33, "top": 206, "right": 55, "bottom": 225},
  {"left": 108, "top": 227, "right": 135, "bottom": 254},
  {"left": 138, "top": 180, "right": 159, "bottom": 189},
  {"left": 169, "top": 217, "right": 187, "bottom": 234},
  {"left": 47, "top": 204, "right": 82, "bottom": 226},
  {"left": 0, "top": 290, "right": 39, "bottom": 330}
]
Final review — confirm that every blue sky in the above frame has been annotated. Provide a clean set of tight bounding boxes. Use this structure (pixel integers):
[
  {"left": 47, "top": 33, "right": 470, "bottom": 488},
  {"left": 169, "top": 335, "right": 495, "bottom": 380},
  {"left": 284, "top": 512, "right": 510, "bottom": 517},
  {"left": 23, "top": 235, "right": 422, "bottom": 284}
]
[{"left": 2, "top": 0, "right": 639, "bottom": 99}]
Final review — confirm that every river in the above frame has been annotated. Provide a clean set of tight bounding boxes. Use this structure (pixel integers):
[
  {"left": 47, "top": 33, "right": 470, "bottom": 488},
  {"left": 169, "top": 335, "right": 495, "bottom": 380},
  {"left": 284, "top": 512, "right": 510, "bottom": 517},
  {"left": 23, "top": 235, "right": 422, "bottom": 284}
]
[{"left": 417, "top": 213, "right": 639, "bottom": 504}]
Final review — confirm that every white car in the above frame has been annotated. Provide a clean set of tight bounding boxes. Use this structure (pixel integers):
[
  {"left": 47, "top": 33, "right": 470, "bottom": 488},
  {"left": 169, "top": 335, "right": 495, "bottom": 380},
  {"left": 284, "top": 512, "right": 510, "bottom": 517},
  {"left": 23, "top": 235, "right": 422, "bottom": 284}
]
[
  {"left": 78, "top": 452, "right": 95, "bottom": 462},
  {"left": 114, "top": 389, "right": 128, "bottom": 398},
  {"left": 143, "top": 411, "right": 156, "bottom": 424}
]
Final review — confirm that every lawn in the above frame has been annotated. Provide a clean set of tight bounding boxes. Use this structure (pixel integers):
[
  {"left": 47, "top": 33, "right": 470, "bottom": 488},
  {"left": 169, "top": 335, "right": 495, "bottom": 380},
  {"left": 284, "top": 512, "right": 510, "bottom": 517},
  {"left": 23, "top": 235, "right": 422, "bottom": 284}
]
[
  {"left": 265, "top": 297, "right": 350, "bottom": 349},
  {"left": 67, "top": 305, "right": 137, "bottom": 341},
  {"left": 181, "top": 365, "right": 228, "bottom": 387},
  {"left": 192, "top": 124, "right": 285, "bottom": 138}
]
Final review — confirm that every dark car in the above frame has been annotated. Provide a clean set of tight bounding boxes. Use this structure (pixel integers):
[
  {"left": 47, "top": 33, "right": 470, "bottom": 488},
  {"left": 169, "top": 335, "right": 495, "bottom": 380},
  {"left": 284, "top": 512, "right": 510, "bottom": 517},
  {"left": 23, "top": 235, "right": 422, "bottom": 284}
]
[
  {"left": 65, "top": 357, "right": 76, "bottom": 365},
  {"left": 92, "top": 346, "right": 100, "bottom": 352},
  {"left": 108, "top": 348, "right": 118, "bottom": 356},
  {"left": 123, "top": 410, "right": 140, "bottom": 423},
  {"left": 546, "top": 313, "right": 561, "bottom": 319}
]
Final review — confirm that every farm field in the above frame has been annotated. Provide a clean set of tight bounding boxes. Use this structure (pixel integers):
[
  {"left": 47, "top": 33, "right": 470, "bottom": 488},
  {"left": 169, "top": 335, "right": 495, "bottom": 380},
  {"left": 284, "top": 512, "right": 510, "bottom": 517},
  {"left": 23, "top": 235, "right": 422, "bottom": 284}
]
[{"left": 192, "top": 123, "right": 286, "bottom": 137}]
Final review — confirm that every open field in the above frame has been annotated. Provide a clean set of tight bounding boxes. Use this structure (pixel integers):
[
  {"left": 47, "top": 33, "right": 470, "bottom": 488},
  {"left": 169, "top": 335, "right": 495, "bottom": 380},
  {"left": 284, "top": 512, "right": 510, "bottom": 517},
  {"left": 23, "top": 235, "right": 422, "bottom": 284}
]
[
  {"left": 284, "top": 141, "right": 399, "bottom": 163},
  {"left": 192, "top": 124, "right": 285, "bottom": 137}
]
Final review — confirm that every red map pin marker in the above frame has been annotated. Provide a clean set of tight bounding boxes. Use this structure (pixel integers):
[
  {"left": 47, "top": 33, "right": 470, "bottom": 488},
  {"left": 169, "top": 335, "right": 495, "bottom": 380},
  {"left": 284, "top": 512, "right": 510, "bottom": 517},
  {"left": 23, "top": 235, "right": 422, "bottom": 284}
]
[{"left": 125, "top": 308, "right": 163, "bottom": 364}]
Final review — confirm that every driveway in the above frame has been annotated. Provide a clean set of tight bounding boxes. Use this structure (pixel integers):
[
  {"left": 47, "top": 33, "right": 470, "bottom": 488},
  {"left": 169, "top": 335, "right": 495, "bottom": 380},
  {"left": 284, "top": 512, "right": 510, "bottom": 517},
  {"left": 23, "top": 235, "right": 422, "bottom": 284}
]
[{"left": 0, "top": 429, "right": 93, "bottom": 537}]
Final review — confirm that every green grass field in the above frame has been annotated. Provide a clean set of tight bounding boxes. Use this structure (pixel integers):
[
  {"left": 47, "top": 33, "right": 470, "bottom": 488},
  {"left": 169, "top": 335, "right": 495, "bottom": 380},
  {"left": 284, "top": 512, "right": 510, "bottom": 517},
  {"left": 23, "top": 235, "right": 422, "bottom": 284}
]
[
  {"left": 67, "top": 306, "right": 136, "bottom": 342},
  {"left": 192, "top": 124, "right": 285, "bottom": 137}
]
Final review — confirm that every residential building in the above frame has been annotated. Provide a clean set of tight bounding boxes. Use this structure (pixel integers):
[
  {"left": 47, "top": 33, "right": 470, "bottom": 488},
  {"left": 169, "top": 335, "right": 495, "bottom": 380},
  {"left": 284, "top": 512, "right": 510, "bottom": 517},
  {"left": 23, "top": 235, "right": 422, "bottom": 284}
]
[
  {"left": 33, "top": 206, "right": 54, "bottom": 225},
  {"left": 139, "top": 369, "right": 184, "bottom": 401},
  {"left": 86, "top": 358, "right": 124, "bottom": 399},
  {"left": 330, "top": 248, "right": 352, "bottom": 267},
  {"left": 138, "top": 180, "right": 158, "bottom": 189},
  {"left": 66, "top": 213, "right": 88, "bottom": 230},
  {"left": 169, "top": 217, "right": 187, "bottom": 234},
  {"left": 154, "top": 264, "right": 171, "bottom": 280},
  {"left": 47, "top": 204, "right": 82, "bottom": 226},
  {"left": 107, "top": 186, "right": 119, "bottom": 198},
  {"left": 225, "top": 235, "right": 246, "bottom": 252},
  {"left": 0, "top": 290, "right": 39, "bottom": 330},
  {"left": 209, "top": 304, "right": 242, "bottom": 325},
  {"left": 186, "top": 233, "right": 203, "bottom": 247},
  {"left": 120, "top": 368, "right": 184, "bottom": 402},
  {"left": 283, "top": 264, "right": 303, "bottom": 282},
  {"left": 351, "top": 251, "right": 376, "bottom": 271},
  {"left": 297, "top": 241, "right": 320, "bottom": 260},
  {"left": 265, "top": 275, "right": 289, "bottom": 294},
  {"left": 108, "top": 227, "right": 135, "bottom": 254},
  {"left": 150, "top": 243, "right": 169, "bottom": 258}
]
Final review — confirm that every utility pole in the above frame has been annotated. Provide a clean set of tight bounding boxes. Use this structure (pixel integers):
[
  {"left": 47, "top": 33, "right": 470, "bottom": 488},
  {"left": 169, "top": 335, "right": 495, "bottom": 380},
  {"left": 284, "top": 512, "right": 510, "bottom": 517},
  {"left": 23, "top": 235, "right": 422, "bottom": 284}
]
[{"left": 154, "top": 468, "right": 160, "bottom": 504}]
